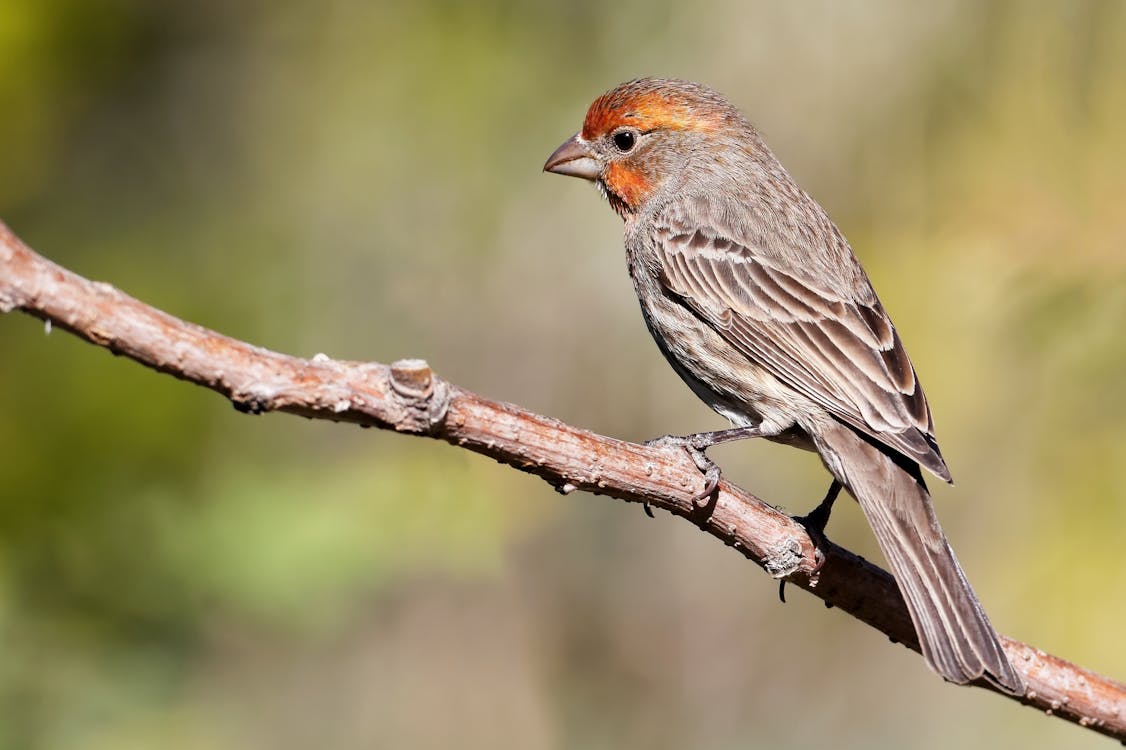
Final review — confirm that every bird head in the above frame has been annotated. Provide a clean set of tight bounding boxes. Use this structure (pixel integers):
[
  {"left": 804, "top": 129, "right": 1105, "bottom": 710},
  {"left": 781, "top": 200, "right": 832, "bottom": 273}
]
[{"left": 544, "top": 78, "right": 749, "bottom": 217}]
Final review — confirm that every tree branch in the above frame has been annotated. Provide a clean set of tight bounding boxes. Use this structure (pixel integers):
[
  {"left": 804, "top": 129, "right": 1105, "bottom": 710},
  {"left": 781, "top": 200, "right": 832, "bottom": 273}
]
[{"left": 1, "top": 219, "right": 1123, "bottom": 741}]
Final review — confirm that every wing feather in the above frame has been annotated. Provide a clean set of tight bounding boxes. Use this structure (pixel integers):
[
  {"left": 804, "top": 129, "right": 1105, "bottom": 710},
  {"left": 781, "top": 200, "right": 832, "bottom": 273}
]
[{"left": 653, "top": 207, "right": 950, "bottom": 481}]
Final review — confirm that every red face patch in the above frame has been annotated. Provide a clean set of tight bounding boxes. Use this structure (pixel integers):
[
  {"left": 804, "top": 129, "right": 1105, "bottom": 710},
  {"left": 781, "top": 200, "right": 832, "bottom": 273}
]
[{"left": 602, "top": 162, "right": 653, "bottom": 209}]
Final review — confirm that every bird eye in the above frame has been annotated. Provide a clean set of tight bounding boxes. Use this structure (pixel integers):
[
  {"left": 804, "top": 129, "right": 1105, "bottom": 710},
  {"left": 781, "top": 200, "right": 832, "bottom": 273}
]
[{"left": 612, "top": 130, "right": 637, "bottom": 152}]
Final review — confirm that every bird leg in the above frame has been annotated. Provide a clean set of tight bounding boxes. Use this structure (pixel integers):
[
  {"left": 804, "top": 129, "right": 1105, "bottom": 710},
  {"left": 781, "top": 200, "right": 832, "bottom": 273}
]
[
  {"left": 796, "top": 480, "right": 842, "bottom": 538},
  {"left": 645, "top": 425, "right": 768, "bottom": 504}
]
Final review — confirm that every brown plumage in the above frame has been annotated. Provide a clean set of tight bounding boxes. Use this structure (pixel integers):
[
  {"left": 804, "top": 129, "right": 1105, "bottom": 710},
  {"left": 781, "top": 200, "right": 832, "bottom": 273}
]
[{"left": 544, "top": 77, "right": 1022, "bottom": 693}]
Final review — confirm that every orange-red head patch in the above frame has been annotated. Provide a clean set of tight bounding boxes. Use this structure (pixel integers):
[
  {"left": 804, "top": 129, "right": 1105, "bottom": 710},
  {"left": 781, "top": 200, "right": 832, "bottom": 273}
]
[{"left": 581, "top": 78, "right": 730, "bottom": 139}]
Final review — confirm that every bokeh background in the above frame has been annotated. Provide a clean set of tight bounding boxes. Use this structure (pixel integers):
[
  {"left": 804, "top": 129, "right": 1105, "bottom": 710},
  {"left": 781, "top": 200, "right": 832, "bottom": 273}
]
[{"left": 2, "top": 1, "right": 1125, "bottom": 748}]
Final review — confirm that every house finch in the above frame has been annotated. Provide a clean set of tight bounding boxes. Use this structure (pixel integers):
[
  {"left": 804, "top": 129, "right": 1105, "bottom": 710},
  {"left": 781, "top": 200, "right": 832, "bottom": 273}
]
[{"left": 544, "top": 77, "right": 1022, "bottom": 693}]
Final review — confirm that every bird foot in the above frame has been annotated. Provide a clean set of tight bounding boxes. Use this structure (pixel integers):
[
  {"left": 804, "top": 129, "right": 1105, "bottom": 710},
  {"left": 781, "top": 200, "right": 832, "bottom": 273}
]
[
  {"left": 644, "top": 433, "right": 722, "bottom": 505},
  {"left": 780, "top": 482, "right": 843, "bottom": 603},
  {"left": 793, "top": 480, "right": 842, "bottom": 573}
]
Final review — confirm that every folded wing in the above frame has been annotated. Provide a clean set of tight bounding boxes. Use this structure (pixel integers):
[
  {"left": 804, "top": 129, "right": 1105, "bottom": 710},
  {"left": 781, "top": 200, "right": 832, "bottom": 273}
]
[{"left": 652, "top": 207, "right": 951, "bottom": 482}]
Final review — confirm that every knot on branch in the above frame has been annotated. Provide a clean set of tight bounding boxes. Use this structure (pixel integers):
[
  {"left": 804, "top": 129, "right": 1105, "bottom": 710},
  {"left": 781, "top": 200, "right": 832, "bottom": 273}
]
[
  {"left": 388, "top": 358, "right": 449, "bottom": 434},
  {"left": 763, "top": 536, "right": 806, "bottom": 579}
]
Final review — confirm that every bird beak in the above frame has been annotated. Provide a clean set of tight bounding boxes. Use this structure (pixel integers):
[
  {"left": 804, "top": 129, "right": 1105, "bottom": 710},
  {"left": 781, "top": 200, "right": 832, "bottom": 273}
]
[{"left": 543, "top": 134, "right": 601, "bottom": 181}]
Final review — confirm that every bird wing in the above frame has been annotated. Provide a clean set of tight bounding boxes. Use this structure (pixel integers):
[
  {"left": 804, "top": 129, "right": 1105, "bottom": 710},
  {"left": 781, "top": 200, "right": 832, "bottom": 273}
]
[{"left": 650, "top": 202, "right": 951, "bottom": 482}]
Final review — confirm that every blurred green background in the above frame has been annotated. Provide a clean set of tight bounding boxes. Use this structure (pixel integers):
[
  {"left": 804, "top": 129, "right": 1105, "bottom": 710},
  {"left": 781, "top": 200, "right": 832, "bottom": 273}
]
[{"left": 2, "top": 1, "right": 1125, "bottom": 748}]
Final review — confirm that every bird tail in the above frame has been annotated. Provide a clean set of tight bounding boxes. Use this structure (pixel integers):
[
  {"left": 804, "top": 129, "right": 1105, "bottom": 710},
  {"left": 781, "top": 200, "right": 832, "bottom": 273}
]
[{"left": 812, "top": 419, "right": 1024, "bottom": 694}]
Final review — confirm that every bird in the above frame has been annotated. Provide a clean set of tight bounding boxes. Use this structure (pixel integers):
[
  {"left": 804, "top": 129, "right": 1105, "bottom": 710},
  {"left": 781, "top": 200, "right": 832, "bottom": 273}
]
[{"left": 543, "top": 77, "right": 1023, "bottom": 694}]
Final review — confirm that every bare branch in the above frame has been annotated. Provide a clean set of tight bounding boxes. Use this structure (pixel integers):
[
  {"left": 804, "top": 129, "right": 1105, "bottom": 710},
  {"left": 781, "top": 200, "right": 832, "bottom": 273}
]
[{"left": 2, "top": 219, "right": 1124, "bottom": 741}]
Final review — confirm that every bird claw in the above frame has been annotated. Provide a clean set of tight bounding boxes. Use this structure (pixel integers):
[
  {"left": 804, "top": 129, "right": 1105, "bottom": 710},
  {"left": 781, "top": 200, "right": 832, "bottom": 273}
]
[
  {"left": 644, "top": 434, "right": 721, "bottom": 505},
  {"left": 695, "top": 461, "right": 721, "bottom": 505}
]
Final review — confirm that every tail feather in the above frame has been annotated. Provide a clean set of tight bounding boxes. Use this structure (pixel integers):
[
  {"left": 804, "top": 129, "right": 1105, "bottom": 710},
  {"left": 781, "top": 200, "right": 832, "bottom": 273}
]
[{"left": 813, "top": 420, "right": 1023, "bottom": 694}]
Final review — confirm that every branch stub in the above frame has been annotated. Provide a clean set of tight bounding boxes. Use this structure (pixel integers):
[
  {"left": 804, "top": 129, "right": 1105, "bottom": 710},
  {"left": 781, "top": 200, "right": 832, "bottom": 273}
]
[{"left": 388, "top": 358, "right": 448, "bottom": 433}]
